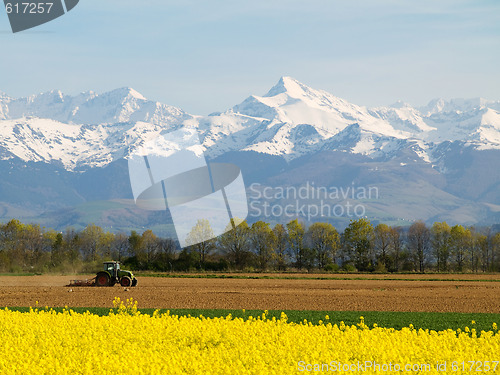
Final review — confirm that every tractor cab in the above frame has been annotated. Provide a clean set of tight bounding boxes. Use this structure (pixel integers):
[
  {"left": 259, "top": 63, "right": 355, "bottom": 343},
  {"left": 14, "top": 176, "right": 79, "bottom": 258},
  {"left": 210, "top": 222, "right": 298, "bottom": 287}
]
[{"left": 104, "top": 261, "right": 120, "bottom": 277}]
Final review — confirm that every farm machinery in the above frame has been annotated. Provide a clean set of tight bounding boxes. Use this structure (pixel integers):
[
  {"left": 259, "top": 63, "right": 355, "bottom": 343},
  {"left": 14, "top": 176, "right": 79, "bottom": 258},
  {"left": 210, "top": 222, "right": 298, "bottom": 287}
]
[{"left": 68, "top": 261, "right": 138, "bottom": 287}]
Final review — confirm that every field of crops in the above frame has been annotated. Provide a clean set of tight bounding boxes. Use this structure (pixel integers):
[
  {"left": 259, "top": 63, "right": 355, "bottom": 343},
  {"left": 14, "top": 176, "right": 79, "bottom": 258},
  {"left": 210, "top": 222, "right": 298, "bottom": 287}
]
[
  {"left": 1, "top": 275, "right": 500, "bottom": 374},
  {"left": 0, "top": 297, "right": 499, "bottom": 374}
]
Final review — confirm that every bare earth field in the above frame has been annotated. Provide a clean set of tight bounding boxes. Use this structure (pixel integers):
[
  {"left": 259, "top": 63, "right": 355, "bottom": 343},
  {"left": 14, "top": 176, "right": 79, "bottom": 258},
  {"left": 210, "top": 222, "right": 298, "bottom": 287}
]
[
  {"left": 155, "top": 273, "right": 500, "bottom": 280},
  {"left": 0, "top": 275, "right": 499, "bottom": 312}
]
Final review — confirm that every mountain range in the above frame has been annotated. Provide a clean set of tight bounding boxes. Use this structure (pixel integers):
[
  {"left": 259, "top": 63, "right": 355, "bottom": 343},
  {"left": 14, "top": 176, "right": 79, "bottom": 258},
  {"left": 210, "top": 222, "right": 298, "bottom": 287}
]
[{"left": 0, "top": 77, "right": 499, "bottom": 234}]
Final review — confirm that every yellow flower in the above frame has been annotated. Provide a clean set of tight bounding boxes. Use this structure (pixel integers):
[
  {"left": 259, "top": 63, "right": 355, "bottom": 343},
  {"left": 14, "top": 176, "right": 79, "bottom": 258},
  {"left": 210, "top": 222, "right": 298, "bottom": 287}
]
[{"left": 0, "top": 303, "right": 498, "bottom": 375}]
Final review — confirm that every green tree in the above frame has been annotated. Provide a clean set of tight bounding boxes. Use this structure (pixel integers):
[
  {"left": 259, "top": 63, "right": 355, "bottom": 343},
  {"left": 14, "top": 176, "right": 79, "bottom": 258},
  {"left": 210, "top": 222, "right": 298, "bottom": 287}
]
[
  {"left": 431, "top": 222, "right": 451, "bottom": 272},
  {"left": 342, "top": 218, "right": 374, "bottom": 271},
  {"left": 185, "top": 219, "right": 216, "bottom": 268},
  {"left": 250, "top": 221, "right": 276, "bottom": 271},
  {"left": 470, "top": 228, "right": 488, "bottom": 272},
  {"left": 79, "top": 224, "right": 104, "bottom": 262},
  {"left": 0, "top": 219, "right": 25, "bottom": 271},
  {"left": 492, "top": 233, "right": 500, "bottom": 272},
  {"left": 128, "top": 230, "right": 142, "bottom": 255},
  {"left": 99, "top": 231, "right": 115, "bottom": 260},
  {"left": 21, "top": 223, "right": 44, "bottom": 270},
  {"left": 307, "top": 222, "right": 339, "bottom": 269},
  {"left": 127, "top": 230, "right": 145, "bottom": 269},
  {"left": 450, "top": 225, "right": 472, "bottom": 272}
]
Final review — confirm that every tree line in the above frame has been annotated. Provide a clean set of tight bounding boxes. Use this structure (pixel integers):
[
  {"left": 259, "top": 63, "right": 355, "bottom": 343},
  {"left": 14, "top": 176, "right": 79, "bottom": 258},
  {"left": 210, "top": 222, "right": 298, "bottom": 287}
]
[{"left": 0, "top": 218, "right": 499, "bottom": 273}]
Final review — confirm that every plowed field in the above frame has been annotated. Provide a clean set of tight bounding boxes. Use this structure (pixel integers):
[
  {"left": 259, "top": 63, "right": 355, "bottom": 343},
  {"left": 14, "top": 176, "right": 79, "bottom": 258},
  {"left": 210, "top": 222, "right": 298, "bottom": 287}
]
[{"left": 1, "top": 275, "right": 499, "bottom": 312}]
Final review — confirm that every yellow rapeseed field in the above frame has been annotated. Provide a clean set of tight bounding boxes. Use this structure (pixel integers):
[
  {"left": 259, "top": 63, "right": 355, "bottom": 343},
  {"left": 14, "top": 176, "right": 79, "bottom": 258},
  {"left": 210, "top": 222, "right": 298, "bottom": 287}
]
[{"left": 0, "top": 298, "right": 498, "bottom": 374}]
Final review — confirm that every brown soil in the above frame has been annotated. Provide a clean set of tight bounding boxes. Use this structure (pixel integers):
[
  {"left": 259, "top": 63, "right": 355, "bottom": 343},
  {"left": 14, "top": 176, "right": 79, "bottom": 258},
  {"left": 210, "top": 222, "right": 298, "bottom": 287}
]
[
  {"left": 1, "top": 275, "right": 499, "bottom": 313},
  {"left": 146, "top": 272, "right": 500, "bottom": 280}
]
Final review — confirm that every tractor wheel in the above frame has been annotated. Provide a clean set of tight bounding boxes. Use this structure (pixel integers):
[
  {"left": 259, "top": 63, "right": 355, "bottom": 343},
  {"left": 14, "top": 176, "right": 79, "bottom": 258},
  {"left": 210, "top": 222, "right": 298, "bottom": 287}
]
[
  {"left": 95, "top": 272, "right": 110, "bottom": 287},
  {"left": 120, "top": 276, "right": 132, "bottom": 287},
  {"left": 132, "top": 279, "right": 137, "bottom": 287}
]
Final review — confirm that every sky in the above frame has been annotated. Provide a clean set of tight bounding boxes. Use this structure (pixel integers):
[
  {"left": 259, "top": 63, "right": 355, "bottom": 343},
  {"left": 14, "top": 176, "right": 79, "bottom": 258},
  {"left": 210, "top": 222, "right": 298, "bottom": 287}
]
[{"left": 0, "top": 0, "right": 499, "bottom": 115}]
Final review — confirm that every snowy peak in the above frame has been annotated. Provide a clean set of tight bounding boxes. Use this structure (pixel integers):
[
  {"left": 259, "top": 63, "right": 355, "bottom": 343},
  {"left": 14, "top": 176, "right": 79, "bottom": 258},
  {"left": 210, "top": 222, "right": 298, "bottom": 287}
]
[
  {"left": 0, "top": 89, "right": 94, "bottom": 122},
  {"left": 0, "top": 87, "right": 188, "bottom": 126},
  {"left": 203, "top": 77, "right": 411, "bottom": 161},
  {"left": 419, "top": 97, "right": 500, "bottom": 116},
  {"left": 369, "top": 105, "right": 436, "bottom": 134},
  {"left": 264, "top": 76, "right": 314, "bottom": 98},
  {"left": 389, "top": 100, "right": 412, "bottom": 109},
  {"left": 420, "top": 98, "right": 446, "bottom": 115},
  {"left": 262, "top": 76, "right": 353, "bottom": 112},
  {"left": 101, "top": 87, "right": 147, "bottom": 103},
  {"left": 232, "top": 76, "right": 398, "bottom": 136},
  {"left": 119, "top": 87, "right": 146, "bottom": 101},
  {"left": 370, "top": 97, "right": 500, "bottom": 151}
]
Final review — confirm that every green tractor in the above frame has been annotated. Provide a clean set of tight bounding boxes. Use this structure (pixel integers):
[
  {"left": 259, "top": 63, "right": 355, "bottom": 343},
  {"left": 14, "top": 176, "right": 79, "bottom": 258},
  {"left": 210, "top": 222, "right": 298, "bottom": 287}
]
[{"left": 95, "top": 261, "right": 137, "bottom": 287}]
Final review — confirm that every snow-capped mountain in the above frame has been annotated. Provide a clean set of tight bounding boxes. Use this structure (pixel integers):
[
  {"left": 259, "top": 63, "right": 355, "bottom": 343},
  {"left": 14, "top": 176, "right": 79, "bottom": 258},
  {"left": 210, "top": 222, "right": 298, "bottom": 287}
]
[
  {"left": 200, "top": 76, "right": 409, "bottom": 160},
  {"left": 1, "top": 76, "right": 499, "bottom": 170},
  {"left": 0, "top": 77, "right": 499, "bottom": 229},
  {"left": 200, "top": 76, "right": 500, "bottom": 164},
  {"left": 0, "top": 87, "right": 189, "bottom": 125},
  {"left": 0, "top": 88, "right": 192, "bottom": 169}
]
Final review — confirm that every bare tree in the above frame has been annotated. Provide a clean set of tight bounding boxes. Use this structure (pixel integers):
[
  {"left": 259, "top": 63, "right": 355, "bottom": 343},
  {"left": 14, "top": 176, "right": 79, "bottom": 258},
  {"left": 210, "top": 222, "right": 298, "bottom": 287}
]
[
  {"left": 217, "top": 220, "right": 250, "bottom": 270},
  {"left": 112, "top": 233, "right": 130, "bottom": 262},
  {"left": 373, "top": 223, "right": 391, "bottom": 270},
  {"left": 287, "top": 219, "right": 306, "bottom": 270},
  {"left": 389, "top": 226, "right": 403, "bottom": 272},
  {"left": 408, "top": 221, "right": 430, "bottom": 272},
  {"left": 273, "top": 224, "right": 288, "bottom": 271}
]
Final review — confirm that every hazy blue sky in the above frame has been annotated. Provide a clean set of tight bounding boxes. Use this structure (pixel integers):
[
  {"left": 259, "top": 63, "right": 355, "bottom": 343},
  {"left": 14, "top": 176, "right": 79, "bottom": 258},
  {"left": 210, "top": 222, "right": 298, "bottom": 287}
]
[{"left": 1, "top": 0, "right": 499, "bottom": 114}]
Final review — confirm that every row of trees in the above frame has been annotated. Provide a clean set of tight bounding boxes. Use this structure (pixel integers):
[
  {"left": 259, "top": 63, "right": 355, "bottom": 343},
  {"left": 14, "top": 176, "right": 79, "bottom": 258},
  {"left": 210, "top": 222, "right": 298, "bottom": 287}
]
[
  {"left": 210, "top": 219, "right": 500, "bottom": 273},
  {"left": 0, "top": 218, "right": 499, "bottom": 273}
]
